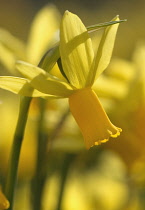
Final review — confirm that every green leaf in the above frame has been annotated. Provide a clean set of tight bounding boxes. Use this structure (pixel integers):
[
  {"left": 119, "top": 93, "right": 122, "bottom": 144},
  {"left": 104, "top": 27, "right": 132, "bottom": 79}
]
[{"left": 16, "top": 61, "right": 74, "bottom": 97}]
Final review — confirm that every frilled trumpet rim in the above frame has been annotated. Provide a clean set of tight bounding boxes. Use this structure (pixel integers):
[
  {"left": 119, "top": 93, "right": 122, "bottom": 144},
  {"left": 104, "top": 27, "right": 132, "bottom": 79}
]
[{"left": 69, "top": 87, "right": 122, "bottom": 149}]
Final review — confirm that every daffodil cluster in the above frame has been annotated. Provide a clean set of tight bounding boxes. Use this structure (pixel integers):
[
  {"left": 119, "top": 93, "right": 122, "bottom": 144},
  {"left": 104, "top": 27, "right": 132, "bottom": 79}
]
[{"left": 0, "top": 11, "right": 123, "bottom": 149}]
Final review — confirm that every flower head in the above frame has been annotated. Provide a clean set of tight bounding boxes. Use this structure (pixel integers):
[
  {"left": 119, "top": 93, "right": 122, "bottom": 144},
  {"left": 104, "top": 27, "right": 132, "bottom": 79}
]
[{"left": 0, "top": 11, "right": 123, "bottom": 149}]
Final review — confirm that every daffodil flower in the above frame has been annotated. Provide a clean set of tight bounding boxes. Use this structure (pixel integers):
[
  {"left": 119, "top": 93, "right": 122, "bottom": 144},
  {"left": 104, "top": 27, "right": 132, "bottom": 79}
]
[{"left": 0, "top": 11, "right": 122, "bottom": 149}]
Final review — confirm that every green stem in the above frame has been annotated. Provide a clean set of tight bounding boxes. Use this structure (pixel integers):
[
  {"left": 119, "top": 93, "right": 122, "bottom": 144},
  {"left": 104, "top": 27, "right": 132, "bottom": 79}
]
[
  {"left": 47, "top": 108, "right": 70, "bottom": 151},
  {"left": 31, "top": 106, "right": 70, "bottom": 210},
  {"left": 31, "top": 98, "right": 48, "bottom": 210},
  {"left": 4, "top": 96, "right": 31, "bottom": 210},
  {"left": 56, "top": 154, "right": 75, "bottom": 210}
]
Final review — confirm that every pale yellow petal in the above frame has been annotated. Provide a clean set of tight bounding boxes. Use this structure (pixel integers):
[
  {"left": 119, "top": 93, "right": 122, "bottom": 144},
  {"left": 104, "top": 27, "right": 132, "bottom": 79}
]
[
  {"left": 16, "top": 61, "right": 73, "bottom": 97},
  {"left": 0, "top": 43, "right": 16, "bottom": 73},
  {"left": 0, "top": 28, "right": 25, "bottom": 59},
  {"left": 105, "top": 58, "right": 135, "bottom": 81},
  {"left": 27, "top": 5, "right": 61, "bottom": 65},
  {"left": 87, "top": 16, "right": 120, "bottom": 86},
  {"left": 69, "top": 88, "right": 121, "bottom": 149},
  {"left": 93, "top": 75, "right": 128, "bottom": 99},
  {"left": 60, "top": 11, "right": 94, "bottom": 88},
  {"left": 0, "top": 76, "right": 53, "bottom": 97}
]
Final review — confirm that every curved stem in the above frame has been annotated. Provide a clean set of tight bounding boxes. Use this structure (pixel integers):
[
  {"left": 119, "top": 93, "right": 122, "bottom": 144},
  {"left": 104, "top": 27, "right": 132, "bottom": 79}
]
[{"left": 4, "top": 96, "right": 31, "bottom": 210}]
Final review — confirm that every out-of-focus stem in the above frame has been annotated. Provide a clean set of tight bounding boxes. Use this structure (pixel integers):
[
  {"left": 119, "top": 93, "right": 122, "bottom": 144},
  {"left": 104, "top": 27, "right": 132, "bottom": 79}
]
[
  {"left": 56, "top": 154, "right": 75, "bottom": 210},
  {"left": 31, "top": 98, "right": 48, "bottom": 210},
  {"left": 5, "top": 96, "right": 31, "bottom": 210}
]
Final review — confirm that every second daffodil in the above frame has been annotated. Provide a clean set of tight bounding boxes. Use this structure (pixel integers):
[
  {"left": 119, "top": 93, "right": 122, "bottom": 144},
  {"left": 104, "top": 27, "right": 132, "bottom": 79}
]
[{"left": 0, "top": 11, "right": 122, "bottom": 149}]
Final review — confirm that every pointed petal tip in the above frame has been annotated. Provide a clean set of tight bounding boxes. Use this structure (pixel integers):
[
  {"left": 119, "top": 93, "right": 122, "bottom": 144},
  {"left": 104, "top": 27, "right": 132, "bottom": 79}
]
[{"left": 64, "top": 10, "right": 70, "bottom": 15}]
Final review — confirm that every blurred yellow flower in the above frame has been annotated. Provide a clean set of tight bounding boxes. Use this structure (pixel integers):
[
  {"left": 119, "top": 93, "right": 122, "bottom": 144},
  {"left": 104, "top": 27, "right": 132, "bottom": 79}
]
[
  {"left": 0, "top": 189, "right": 9, "bottom": 210},
  {"left": 0, "top": 4, "right": 61, "bottom": 73}
]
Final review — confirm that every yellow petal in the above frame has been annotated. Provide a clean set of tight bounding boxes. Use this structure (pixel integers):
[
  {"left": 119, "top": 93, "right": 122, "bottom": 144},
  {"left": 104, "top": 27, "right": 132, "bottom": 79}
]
[
  {"left": 69, "top": 87, "right": 121, "bottom": 149},
  {"left": 0, "top": 28, "right": 25, "bottom": 60},
  {"left": 0, "top": 189, "right": 10, "bottom": 210},
  {"left": 0, "top": 43, "right": 16, "bottom": 73},
  {"left": 87, "top": 16, "right": 120, "bottom": 86},
  {"left": 16, "top": 61, "right": 73, "bottom": 97},
  {"left": 0, "top": 76, "right": 55, "bottom": 97},
  {"left": 27, "top": 5, "right": 61, "bottom": 65},
  {"left": 60, "top": 11, "right": 94, "bottom": 88},
  {"left": 93, "top": 75, "right": 128, "bottom": 100}
]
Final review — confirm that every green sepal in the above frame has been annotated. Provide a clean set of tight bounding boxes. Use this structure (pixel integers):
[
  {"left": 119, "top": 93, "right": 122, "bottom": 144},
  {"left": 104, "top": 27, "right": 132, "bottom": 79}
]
[
  {"left": 38, "top": 44, "right": 60, "bottom": 72},
  {"left": 57, "top": 57, "right": 69, "bottom": 82}
]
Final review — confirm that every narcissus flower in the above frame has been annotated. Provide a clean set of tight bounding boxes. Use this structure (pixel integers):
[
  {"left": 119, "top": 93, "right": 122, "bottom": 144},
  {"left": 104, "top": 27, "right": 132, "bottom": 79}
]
[{"left": 0, "top": 11, "right": 122, "bottom": 149}]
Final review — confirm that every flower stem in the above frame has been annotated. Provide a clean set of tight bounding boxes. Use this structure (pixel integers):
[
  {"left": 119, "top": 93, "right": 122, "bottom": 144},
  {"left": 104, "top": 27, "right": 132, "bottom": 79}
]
[
  {"left": 31, "top": 98, "right": 48, "bottom": 210},
  {"left": 47, "top": 108, "right": 70, "bottom": 151},
  {"left": 56, "top": 154, "right": 75, "bottom": 210},
  {"left": 31, "top": 105, "right": 70, "bottom": 210},
  {"left": 4, "top": 96, "right": 31, "bottom": 210}
]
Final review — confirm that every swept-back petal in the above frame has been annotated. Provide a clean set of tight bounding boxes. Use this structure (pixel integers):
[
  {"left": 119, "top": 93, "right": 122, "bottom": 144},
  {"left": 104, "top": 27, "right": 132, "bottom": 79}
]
[
  {"left": 16, "top": 61, "right": 73, "bottom": 97},
  {"left": 87, "top": 16, "right": 120, "bottom": 86},
  {"left": 60, "top": 11, "right": 94, "bottom": 89},
  {"left": 0, "top": 76, "right": 54, "bottom": 97},
  {"left": 27, "top": 5, "right": 61, "bottom": 65},
  {"left": 69, "top": 87, "right": 121, "bottom": 149}
]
